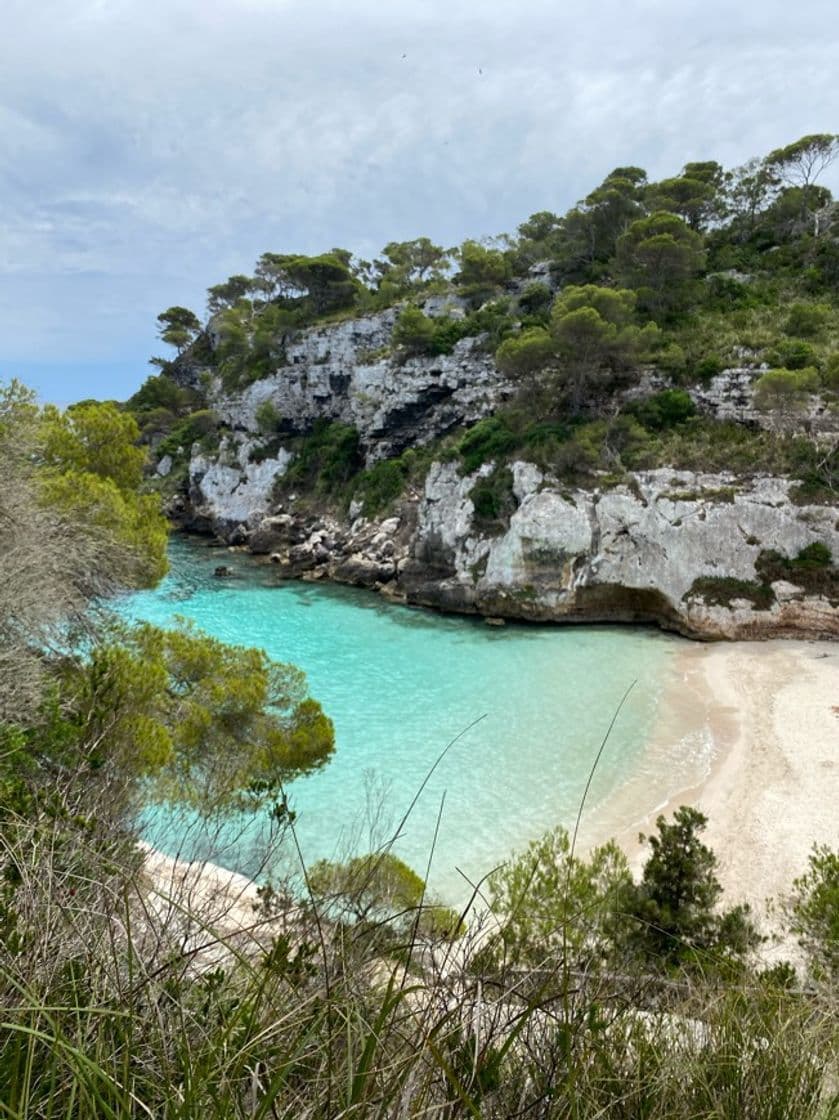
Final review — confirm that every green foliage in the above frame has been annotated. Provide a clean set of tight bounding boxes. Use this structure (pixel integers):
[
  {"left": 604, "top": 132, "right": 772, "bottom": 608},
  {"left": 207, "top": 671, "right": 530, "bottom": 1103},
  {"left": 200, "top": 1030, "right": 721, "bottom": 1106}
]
[
  {"left": 457, "top": 416, "right": 520, "bottom": 474},
  {"left": 621, "top": 807, "right": 761, "bottom": 970},
  {"left": 755, "top": 546, "right": 838, "bottom": 602},
  {"left": 309, "top": 851, "right": 461, "bottom": 940},
  {"left": 486, "top": 827, "right": 631, "bottom": 968},
  {"left": 783, "top": 302, "right": 829, "bottom": 337},
  {"left": 822, "top": 352, "right": 839, "bottom": 389},
  {"left": 39, "top": 401, "right": 168, "bottom": 587},
  {"left": 629, "top": 389, "right": 697, "bottom": 431},
  {"left": 255, "top": 399, "right": 283, "bottom": 434},
  {"left": 126, "top": 372, "right": 194, "bottom": 416},
  {"left": 765, "top": 337, "right": 819, "bottom": 370},
  {"left": 685, "top": 576, "right": 775, "bottom": 610},
  {"left": 352, "top": 455, "right": 412, "bottom": 516},
  {"left": 57, "top": 619, "right": 334, "bottom": 812},
  {"left": 41, "top": 401, "right": 146, "bottom": 492},
  {"left": 157, "top": 408, "right": 220, "bottom": 460},
  {"left": 754, "top": 367, "right": 820, "bottom": 411},
  {"left": 281, "top": 420, "right": 362, "bottom": 497},
  {"left": 469, "top": 465, "right": 517, "bottom": 533},
  {"left": 495, "top": 326, "right": 553, "bottom": 377},
  {"left": 157, "top": 306, "right": 202, "bottom": 352},
  {"left": 788, "top": 844, "right": 839, "bottom": 982},
  {"left": 455, "top": 239, "right": 512, "bottom": 301},
  {"left": 548, "top": 284, "right": 659, "bottom": 411},
  {"left": 392, "top": 305, "right": 437, "bottom": 355},
  {"left": 646, "top": 161, "right": 723, "bottom": 230},
  {"left": 616, "top": 211, "right": 707, "bottom": 315},
  {"left": 377, "top": 238, "right": 449, "bottom": 293}
]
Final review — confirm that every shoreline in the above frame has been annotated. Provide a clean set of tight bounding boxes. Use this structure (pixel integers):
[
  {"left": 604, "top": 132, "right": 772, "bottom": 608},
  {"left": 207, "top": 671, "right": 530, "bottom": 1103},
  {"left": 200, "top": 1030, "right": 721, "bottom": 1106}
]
[
  {"left": 141, "top": 631, "right": 837, "bottom": 963},
  {"left": 617, "top": 638, "right": 838, "bottom": 960}
]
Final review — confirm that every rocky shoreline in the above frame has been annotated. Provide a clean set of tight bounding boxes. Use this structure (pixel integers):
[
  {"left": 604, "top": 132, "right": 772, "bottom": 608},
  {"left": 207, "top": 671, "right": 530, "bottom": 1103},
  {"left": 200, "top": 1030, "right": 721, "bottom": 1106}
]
[{"left": 171, "top": 455, "right": 839, "bottom": 641}]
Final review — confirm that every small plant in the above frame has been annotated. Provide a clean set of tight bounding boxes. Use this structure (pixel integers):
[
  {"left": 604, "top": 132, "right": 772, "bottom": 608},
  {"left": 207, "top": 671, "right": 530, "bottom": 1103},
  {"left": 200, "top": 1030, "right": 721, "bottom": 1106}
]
[
  {"left": 685, "top": 576, "right": 775, "bottom": 610},
  {"left": 469, "top": 465, "right": 517, "bottom": 533},
  {"left": 255, "top": 399, "right": 283, "bottom": 434}
]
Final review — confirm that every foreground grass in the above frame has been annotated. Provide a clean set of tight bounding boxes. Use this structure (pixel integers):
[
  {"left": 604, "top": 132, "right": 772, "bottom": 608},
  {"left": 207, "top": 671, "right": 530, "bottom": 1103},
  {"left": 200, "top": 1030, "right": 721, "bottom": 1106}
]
[{"left": 0, "top": 818, "right": 836, "bottom": 1119}]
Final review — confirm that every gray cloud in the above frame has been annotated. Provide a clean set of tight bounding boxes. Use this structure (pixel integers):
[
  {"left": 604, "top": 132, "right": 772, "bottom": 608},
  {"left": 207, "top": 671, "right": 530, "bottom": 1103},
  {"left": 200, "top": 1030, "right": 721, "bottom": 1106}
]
[{"left": 0, "top": 0, "right": 837, "bottom": 397}]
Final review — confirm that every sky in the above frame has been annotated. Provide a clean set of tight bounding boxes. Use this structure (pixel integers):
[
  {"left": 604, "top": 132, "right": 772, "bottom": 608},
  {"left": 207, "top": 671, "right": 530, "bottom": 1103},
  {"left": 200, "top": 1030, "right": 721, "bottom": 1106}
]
[{"left": 1, "top": 0, "right": 837, "bottom": 403}]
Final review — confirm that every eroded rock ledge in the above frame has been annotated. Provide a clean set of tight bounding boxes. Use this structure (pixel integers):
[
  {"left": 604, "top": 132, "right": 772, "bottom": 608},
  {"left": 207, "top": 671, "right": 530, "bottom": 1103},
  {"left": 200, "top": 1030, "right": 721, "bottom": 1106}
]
[{"left": 176, "top": 450, "right": 839, "bottom": 641}]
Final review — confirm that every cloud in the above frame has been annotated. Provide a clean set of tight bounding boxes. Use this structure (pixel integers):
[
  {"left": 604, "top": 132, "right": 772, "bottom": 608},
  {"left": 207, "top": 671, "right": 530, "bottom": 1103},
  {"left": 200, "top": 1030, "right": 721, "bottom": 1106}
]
[{"left": 0, "top": 0, "right": 837, "bottom": 398}]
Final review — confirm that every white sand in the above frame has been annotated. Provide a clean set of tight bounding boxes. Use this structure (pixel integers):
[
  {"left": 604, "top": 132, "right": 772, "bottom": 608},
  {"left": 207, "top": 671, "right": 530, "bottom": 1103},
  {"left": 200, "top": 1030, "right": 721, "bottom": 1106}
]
[{"left": 687, "top": 640, "right": 838, "bottom": 930}]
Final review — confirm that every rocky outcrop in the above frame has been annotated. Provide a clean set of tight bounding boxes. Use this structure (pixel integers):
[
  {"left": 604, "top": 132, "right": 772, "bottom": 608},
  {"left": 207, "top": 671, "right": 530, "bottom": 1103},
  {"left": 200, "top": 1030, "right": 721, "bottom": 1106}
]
[
  {"left": 188, "top": 441, "right": 839, "bottom": 639},
  {"left": 399, "top": 462, "right": 839, "bottom": 640},
  {"left": 205, "top": 306, "right": 513, "bottom": 463}
]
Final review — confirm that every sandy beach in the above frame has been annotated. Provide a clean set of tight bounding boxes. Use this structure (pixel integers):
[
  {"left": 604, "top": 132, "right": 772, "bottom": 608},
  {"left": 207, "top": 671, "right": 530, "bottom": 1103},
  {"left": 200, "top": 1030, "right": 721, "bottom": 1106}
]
[
  {"left": 617, "top": 638, "right": 838, "bottom": 960},
  {"left": 690, "top": 640, "right": 837, "bottom": 929}
]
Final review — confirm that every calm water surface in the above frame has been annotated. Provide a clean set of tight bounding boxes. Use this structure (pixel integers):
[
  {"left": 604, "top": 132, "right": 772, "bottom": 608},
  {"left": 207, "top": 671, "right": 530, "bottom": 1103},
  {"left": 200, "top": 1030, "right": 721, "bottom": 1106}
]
[{"left": 120, "top": 536, "right": 709, "bottom": 900}]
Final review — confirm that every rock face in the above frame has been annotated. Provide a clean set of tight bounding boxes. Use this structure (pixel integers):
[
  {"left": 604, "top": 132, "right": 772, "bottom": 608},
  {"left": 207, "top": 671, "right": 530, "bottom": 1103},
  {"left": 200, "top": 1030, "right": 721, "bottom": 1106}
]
[
  {"left": 169, "top": 307, "right": 838, "bottom": 640},
  {"left": 187, "top": 436, "right": 293, "bottom": 535},
  {"left": 186, "top": 437, "right": 839, "bottom": 639},
  {"left": 208, "top": 307, "right": 512, "bottom": 462},
  {"left": 400, "top": 462, "right": 839, "bottom": 639}
]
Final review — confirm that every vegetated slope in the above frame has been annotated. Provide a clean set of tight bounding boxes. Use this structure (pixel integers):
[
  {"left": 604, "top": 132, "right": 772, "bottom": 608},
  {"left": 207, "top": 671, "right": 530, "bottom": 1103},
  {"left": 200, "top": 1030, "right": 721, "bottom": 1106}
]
[{"left": 130, "top": 134, "right": 839, "bottom": 637}]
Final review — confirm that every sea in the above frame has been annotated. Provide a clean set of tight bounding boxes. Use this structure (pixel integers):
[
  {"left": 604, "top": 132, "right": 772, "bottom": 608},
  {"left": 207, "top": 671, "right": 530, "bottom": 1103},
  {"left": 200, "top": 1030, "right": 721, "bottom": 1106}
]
[{"left": 118, "top": 535, "right": 714, "bottom": 903}]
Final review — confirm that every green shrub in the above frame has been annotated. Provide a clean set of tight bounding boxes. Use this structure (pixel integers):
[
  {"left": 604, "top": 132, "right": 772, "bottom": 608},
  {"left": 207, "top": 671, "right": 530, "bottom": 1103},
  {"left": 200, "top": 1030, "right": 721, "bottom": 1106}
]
[
  {"left": 754, "top": 367, "right": 820, "bottom": 410},
  {"left": 685, "top": 576, "right": 775, "bottom": 610},
  {"left": 630, "top": 389, "right": 697, "bottom": 431},
  {"left": 255, "top": 400, "right": 283, "bottom": 434},
  {"left": 821, "top": 352, "right": 839, "bottom": 390},
  {"left": 765, "top": 338, "right": 819, "bottom": 371},
  {"left": 456, "top": 416, "right": 520, "bottom": 474},
  {"left": 517, "top": 281, "right": 552, "bottom": 317},
  {"left": 281, "top": 421, "right": 362, "bottom": 496},
  {"left": 495, "top": 328, "right": 553, "bottom": 377},
  {"left": 782, "top": 302, "right": 829, "bottom": 338},
  {"left": 788, "top": 844, "right": 839, "bottom": 982},
  {"left": 693, "top": 354, "right": 724, "bottom": 383},
  {"left": 157, "top": 409, "right": 220, "bottom": 459},
  {"left": 469, "top": 465, "right": 517, "bottom": 533},
  {"left": 354, "top": 458, "right": 407, "bottom": 516},
  {"left": 392, "top": 306, "right": 437, "bottom": 355}
]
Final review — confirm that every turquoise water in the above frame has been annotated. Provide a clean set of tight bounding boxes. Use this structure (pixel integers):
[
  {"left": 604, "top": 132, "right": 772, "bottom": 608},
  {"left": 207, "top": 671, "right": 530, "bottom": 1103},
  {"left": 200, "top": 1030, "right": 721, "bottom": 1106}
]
[{"left": 120, "top": 536, "right": 705, "bottom": 901}]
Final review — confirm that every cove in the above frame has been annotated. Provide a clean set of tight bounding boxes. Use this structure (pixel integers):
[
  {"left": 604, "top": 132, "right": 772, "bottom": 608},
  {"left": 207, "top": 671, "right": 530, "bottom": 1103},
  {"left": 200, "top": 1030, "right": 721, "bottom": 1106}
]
[{"left": 119, "top": 536, "right": 712, "bottom": 902}]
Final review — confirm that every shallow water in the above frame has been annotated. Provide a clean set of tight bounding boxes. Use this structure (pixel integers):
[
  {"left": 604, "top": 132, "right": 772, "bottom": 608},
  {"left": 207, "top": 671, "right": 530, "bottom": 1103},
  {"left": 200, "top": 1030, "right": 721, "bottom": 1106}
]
[{"left": 120, "top": 536, "right": 711, "bottom": 901}]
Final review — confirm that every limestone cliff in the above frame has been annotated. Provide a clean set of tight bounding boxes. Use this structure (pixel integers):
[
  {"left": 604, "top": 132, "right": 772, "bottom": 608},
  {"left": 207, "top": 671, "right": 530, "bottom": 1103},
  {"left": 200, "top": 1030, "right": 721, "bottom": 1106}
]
[{"left": 165, "top": 308, "right": 839, "bottom": 641}]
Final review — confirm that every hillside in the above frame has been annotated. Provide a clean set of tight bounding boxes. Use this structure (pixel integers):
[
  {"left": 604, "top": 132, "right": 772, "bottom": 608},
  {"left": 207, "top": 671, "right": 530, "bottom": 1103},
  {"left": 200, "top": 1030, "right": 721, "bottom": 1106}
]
[{"left": 127, "top": 135, "right": 839, "bottom": 640}]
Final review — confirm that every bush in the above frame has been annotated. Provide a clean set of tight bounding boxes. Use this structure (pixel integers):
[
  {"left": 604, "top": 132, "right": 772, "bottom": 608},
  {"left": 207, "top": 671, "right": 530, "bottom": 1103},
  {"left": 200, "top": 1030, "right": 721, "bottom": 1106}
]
[
  {"left": 754, "top": 367, "right": 820, "bottom": 411},
  {"left": 782, "top": 302, "right": 829, "bottom": 338},
  {"left": 517, "top": 281, "right": 552, "bottom": 317},
  {"left": 157, "top": 409, "right": 220, "bottom": 459},
  {"left": 821, "top": 352, "right": 839, "bottom": 390},
  {"left": 693, "top": 354, "right": 724, "bottom": 383},
  {"left": 630, "top": 389, "right": 697, "bottom": 431},
  {"left": 255, "top": 399, "right": 283, "bottom": 434},
  {"left": 354, "top": 458, "right": 407, "bottom": 516},
  {"left": 457, "top": 416, "right": 520, "bottom": 473},
  {"left": 281, "top": 421, "right": 362, "bottom": 497},
  {"left": 486, "top": 827, "right": 631, "bottom": 969},
  {"left": 495, "top": 328, "right": 553, "bottom": 377},
  {"left": 392, "top": 306, "right": 436, "bottom": 355},
  {"left": 469, "top": 465, "right": 517, "bottom": 533},
  {"left": 765, "top": 338, "right": 819, "bottom": 370},
  {"left": 788, "top": 844, "right": 839, "bottom": 983}
]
